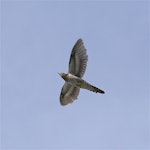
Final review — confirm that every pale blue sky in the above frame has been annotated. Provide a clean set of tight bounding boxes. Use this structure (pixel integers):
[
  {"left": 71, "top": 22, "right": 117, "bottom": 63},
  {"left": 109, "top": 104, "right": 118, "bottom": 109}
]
[{"left": 1, "top": 1, "right": 149, "bottom": 150}]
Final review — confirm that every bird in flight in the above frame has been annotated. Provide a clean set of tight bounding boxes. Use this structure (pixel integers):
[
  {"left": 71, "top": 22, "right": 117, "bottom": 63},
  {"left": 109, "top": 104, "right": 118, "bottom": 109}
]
[{"left": 59, "top": 39, "right": 105, "bottom": 105}]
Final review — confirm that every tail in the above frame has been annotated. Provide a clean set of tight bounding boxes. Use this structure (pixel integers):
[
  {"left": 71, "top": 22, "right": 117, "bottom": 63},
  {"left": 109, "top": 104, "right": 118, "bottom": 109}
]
[{"left": 80, "top": 80, "right": 105, "bottom": 94}]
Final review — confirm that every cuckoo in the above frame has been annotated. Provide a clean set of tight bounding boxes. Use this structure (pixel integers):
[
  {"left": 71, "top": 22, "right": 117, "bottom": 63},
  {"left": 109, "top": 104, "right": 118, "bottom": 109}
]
[{"left": 59, "top": 39, "right": 105, "bottom": 105}]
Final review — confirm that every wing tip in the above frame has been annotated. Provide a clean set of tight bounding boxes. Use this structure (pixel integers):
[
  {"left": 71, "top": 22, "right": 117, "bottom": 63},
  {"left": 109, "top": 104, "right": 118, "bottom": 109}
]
[
  {"left": 60, "top": 94, "right": 74, "bottom": 106},
  {"left": 76, "top": 38, "right": 84, "bottom": 44}
]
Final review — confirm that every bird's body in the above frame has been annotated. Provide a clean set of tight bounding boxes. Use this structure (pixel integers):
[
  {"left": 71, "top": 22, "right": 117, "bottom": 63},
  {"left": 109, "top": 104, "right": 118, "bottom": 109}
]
[
  {"left": 59, "top": 73, "right": 104, "bottom": 93},
  {"left": 59, "top": 39, "right": 105, "bottom": 105},
  {"left": 60, "top": 73, "right": 83, "bottom": 87}
]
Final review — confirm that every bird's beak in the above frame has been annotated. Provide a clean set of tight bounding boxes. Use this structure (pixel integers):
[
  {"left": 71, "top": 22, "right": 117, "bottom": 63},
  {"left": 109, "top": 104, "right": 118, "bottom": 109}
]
[{"left": 58, "top": 73, "right": 61, "bottom": 76}]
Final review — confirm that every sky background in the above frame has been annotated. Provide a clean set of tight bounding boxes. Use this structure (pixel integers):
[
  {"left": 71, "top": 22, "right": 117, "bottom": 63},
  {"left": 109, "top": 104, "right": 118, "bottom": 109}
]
[{"left": 1, "top": 0, "right": 149, "bottom": 150}]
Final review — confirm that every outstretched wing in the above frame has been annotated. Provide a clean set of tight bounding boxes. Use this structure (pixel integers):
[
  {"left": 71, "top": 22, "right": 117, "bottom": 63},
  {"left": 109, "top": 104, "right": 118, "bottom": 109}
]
[
  {"left": 60, "top": 82, "right": 80, "bottom": 105},
  {"left": 69, "top": 39, "right": 88, "bottom": 78}
]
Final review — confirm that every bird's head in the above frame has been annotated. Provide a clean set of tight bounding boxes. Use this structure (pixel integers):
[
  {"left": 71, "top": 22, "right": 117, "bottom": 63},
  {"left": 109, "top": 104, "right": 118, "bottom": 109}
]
[{"left": 58, "top": 73, "right": 68, "bottom": 81}]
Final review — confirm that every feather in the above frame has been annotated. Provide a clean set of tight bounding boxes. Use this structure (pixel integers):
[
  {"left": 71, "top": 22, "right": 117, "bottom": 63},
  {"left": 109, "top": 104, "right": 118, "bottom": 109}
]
[
  {"left": 69, "top": 39, "right": 88, "bottom": 78},
  {"left": 60, "top": 82, "right": 80, "bottom": 105}
]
